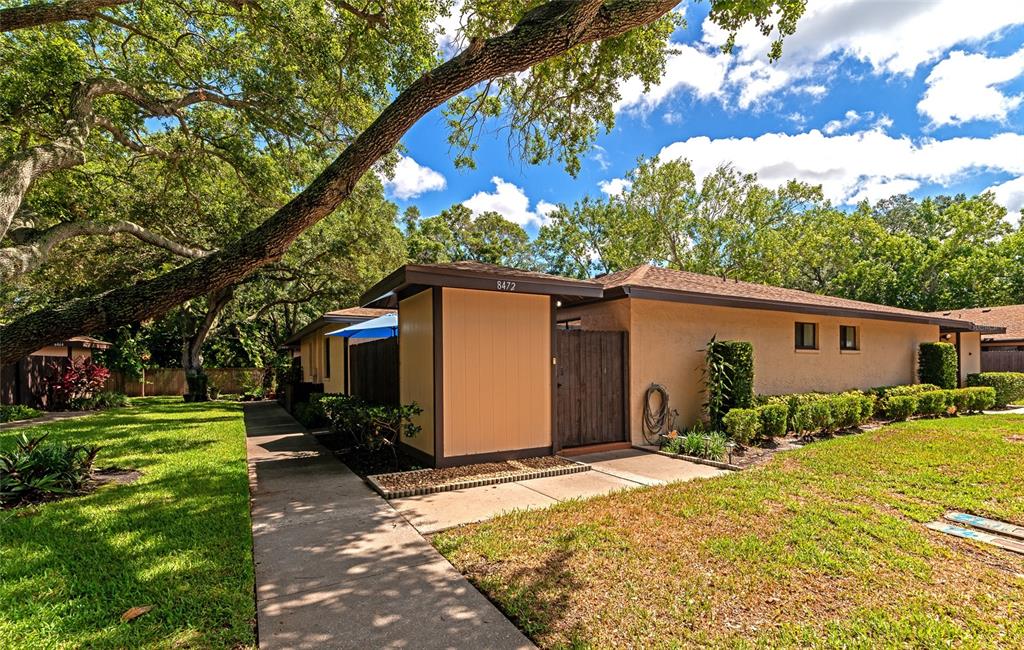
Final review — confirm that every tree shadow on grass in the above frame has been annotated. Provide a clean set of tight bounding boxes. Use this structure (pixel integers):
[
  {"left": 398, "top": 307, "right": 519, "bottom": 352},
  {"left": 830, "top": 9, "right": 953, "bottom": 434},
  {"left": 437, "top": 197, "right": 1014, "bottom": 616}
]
[{"left": 0, "top": 464, "right": 255, "bottom": 648}]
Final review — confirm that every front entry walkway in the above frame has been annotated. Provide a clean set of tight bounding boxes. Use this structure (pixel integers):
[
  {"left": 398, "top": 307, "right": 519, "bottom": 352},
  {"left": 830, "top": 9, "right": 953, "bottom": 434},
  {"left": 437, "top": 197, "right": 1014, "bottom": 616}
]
[
  {"left": 244, "top": 401, "right": 532, "bottom": 649},
  {"left": 392, "top": 448, "right": 726, "bottom": 535}
]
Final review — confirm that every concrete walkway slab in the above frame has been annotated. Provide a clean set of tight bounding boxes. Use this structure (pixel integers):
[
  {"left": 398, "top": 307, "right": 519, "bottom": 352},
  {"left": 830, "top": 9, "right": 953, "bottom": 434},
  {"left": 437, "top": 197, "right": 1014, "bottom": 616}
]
[
  {"left": 575, "top": 448, "right": 727, "bottom": 485},
  {"left": 519, "top": 468, "right": 637, "bottom": 501},
  {"left": 392, "top": 482, "right": 558, "bottom": 535},
  {"left": 393, "top": 448, "right": 726, "bottom": 535},
  {"left": 245, "top": 401, "right": 532, "bottom": 649}
]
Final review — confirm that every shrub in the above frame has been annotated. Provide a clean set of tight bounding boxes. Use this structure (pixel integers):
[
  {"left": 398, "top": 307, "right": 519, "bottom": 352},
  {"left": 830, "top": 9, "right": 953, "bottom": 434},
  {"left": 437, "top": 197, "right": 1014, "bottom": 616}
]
[
  {"left": 916, "top": 390, "right": 949, "bottom": 417},
  {"left": 676, "top": 429, "right": 728, "bottom": 461},
  {"left": 43, "top": 358, "right": 110, "bottom": 410},
  {"left": 75, "top": 391, "right": 129, "bottom": 410},
  {"left": 0, "top": 405, "right": 42, "bottom": 423},
  {"left": 966, "top": 372, "right": 1024, "bottom": 408},
  {"left": 918, "top": 342, "right": 958, "bottom": 389},
  {"left": 293, "top": 394, "right": 329, "bottom": 429},
  {"left": 319, "top": 395, "right": 423, "bottom": 463},
  {"left": 0, "top": 433, "right": 100, "bottom": 507},
  {"left": 702, "top": 337, "right": 754, "bottom": 429},
  {"left": 962, "top": 386, "right": 996, "bottom": 412},
  {"left": 856, "top": 393, "right": 877, "bottom": 423},
  {"left": 871, "top": 383, "right": 939, "bottom": 417},
  {"left": 886, "top": 395, "right": 918, "bottom": 421},
  {"left": 681, "top": 430, "right": 706, "bottom": 457},
  {"left": 703, "top": 432, "right": 728, "bottom": 462},
  {"left": 757, "top": 403, "right": 788, "bottom": 438},
  {"left": 722, "top": 408, "right": 760, "bottom": 445}
]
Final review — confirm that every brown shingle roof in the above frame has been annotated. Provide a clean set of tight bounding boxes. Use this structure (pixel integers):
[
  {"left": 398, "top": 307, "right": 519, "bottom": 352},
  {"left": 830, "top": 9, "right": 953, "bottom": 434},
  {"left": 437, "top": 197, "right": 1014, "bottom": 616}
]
[
  {"left": 407, "top": 260, "right": 601, "bottom": 286},
  {"left": 930, "top": 305, "right": 1024, "bottom": 342},
  {"left": 598, "top": 264, "right": 980, "bottom": 328}
]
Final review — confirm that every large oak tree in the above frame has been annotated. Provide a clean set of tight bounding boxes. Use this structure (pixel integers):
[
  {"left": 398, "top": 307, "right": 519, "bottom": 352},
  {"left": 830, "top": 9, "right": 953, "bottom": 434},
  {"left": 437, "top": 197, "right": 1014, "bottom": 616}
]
[{"left": 0, "top": 0, "right": 805, "bottom": 363}]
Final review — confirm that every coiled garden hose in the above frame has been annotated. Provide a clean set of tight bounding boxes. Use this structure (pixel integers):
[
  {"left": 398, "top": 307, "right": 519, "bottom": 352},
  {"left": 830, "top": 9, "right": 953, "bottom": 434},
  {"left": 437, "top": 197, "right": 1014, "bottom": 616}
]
[{"left": 642, "top": 383, "right": 670, "bottom": 445}]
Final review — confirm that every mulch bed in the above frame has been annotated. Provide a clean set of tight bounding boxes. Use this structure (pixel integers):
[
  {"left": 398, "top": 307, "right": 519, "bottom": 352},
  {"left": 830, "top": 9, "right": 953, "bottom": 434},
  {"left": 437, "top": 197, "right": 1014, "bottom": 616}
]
[
  {"left": 367, "top": 456, "right": 587, "bottom": 499},
  {"left": 1, "top": 466, "right": 141, "bottom": 511}
]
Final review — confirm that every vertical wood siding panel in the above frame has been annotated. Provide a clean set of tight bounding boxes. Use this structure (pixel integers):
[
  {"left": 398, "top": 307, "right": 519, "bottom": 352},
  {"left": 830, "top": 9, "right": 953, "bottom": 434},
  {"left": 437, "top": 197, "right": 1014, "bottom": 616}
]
[
  {"left": 399, "top": 290, "right": 434, "bottom": 455},
  {"left": 442, "top": 289, "right": 551, "bottom": 457}
]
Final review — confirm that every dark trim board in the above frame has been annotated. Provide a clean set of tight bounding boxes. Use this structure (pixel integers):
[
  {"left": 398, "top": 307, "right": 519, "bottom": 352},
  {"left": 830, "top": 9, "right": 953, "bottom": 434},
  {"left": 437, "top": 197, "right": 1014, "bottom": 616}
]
[
  {"left": 432, "top": 287, "right": 444, "bottom": 464},
  {"left": 434, "top": 446, "right": 554, "bottom": 468},
  {"left": 361, "top": 264, "right": 603, "bottom": 308},
  {"left": 611, "top": 286, "right": 980, "bottom": 330}
]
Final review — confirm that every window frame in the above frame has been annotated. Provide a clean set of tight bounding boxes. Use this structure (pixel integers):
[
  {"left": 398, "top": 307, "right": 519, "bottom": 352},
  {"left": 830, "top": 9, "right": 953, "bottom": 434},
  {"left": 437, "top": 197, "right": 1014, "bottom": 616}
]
[
  {"left": 839, "top": 325, "right": 860, "bottom": 351},
  {"left": 794, "top": 322, "right": 818, "bottom": 350}
]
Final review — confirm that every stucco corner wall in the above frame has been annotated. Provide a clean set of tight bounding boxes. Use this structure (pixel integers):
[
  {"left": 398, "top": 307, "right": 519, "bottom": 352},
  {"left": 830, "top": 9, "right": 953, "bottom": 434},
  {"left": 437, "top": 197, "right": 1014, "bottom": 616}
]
[
  {"left": 626, "top": 298, "right": 938, "bottom": 444},
  {"left": 958, "top": 331, "right": 982, "bottom": 383},
  {"left": 441, "top": 288, "right": 552, "bottom": 458},
  {"left": 399, "top": 289, "right": 435, "bottom": 456}
]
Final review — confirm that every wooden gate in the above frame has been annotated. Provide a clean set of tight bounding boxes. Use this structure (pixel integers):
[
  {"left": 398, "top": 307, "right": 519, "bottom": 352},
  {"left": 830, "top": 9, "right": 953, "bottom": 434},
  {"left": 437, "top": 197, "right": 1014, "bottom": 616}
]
[
  {"left": 555, "top": 330, "right": 628, "bottom": 448},
  {"left": 349, "top": 338, "right": 399, "bottom": 405},
  {"left": 982, "top": 349, "right": 1024, "bottom": 372}
]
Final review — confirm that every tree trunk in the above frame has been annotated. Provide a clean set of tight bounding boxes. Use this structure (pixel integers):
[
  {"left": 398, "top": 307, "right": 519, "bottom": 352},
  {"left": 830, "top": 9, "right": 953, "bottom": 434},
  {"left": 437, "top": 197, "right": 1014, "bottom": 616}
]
[
  {"left": 0, "top": 0, "right": 679, "bottom": 365},
  {"left": 182, "top": 287, "right": 233, "bottom": 402}
]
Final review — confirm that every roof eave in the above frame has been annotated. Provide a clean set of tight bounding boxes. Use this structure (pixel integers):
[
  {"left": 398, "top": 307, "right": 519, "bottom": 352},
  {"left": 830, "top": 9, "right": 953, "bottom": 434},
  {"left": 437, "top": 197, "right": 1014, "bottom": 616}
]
[
  {"left": 360, "top": 264, "right": 604, "bottom": 308},
  {"left": 619, "top": 285, "right": 966, "bottom": 327}
]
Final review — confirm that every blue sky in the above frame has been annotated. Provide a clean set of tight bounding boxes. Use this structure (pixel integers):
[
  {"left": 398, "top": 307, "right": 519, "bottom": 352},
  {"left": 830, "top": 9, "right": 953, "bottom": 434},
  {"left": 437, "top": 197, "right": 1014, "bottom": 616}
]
[{"left": 384, "top": 1, "right": 1024, "bottom": 235}]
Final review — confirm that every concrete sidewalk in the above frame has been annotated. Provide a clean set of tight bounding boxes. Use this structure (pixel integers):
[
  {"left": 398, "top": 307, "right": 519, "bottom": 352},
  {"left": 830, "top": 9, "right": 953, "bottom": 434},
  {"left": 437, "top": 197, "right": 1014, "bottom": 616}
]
[
  {"left": 392, "top": 448, "right": 726, "bottom": 535},
  {"left": 244, "top": 401, "right": 532, "bottom": 650}
]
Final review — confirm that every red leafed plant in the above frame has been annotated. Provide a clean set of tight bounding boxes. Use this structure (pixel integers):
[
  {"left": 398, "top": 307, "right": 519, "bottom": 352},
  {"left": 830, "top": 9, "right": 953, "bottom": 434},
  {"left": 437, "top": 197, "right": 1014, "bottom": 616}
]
[{"left": 44, "top": 358, "right": 111, "bottom": 410}]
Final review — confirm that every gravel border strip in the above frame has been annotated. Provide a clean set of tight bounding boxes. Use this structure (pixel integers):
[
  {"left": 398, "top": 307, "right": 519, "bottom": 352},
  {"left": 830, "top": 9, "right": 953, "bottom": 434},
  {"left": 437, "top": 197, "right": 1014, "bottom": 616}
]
[
  {"left": 367, "top": 458, "right": 590, "bottom": 499},
  {"left": 645, "top": 447, "right": 742, "bottom": 472}
]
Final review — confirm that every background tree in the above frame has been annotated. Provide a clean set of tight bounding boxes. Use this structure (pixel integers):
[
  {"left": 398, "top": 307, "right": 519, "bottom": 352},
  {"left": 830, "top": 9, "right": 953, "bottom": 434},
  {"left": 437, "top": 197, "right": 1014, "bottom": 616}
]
[{"left": 405, "top": 203, "right": 533, "bottom": 267}]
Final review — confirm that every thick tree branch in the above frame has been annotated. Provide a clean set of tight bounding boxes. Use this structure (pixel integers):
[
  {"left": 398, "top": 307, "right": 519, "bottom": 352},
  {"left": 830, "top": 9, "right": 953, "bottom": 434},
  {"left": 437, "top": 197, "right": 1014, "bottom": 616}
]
[
  {"left": 1, "top": 0, "right": 258, "bottom": 31},
  {"left": 0, "top": 219, "right": 211, "bottom": 280},
  {"left": 1, "top": 0, "right": 678, "bottom": 363},
  {"left": 0, "top": 77, "right": 252, "bottom": 241},
  {"left": 0, "top": 0, "right": 133, "bottom": 31}
]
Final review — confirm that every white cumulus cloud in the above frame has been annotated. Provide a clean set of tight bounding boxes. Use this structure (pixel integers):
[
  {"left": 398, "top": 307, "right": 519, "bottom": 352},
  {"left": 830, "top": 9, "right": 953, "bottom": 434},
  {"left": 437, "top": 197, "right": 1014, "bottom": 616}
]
[
  {"left": 615, "top": 44, "right": 730, "bottom": 114},
  {"left": 986, "top": 175, "right": 1024, "bottom": 224},
  {"left": 657, "top": 128, "right": 1024, "bottom": 208},
  {"left": 598, "top": 178, "right": 632, "bottom": 196},
  {"left": 463, "top": 177, "right": 553, "bottom": 227},
  {"left": 383, "top": 156, "right": 446, "bottom": 200},
  {"left": 918, "top": 47, "right": 1024, "bottom": 127}
]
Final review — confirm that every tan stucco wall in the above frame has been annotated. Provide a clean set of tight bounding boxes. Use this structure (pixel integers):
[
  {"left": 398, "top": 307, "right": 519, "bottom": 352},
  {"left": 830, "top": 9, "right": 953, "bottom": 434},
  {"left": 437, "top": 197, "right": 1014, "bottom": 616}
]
[
  {"left": 300, "top": 325, "right": 335, "bottom": 385},
  {"left": 568, "top": 298, "right": 938, "bottom": 445},
  {"left": 323, "top": 335, "right": 346, "bottom": 394},
  {"left": 958, "top": 332, "right": 982, "bottom": 383},
  {"left": 399, "top": 289, "right": 435, "bottom": 456},
  {"left": 442, "top": 288, "right": 552, "bottom": 458},
  {"left": 558, "top": 298, "right": 630, "bottom": 331}
]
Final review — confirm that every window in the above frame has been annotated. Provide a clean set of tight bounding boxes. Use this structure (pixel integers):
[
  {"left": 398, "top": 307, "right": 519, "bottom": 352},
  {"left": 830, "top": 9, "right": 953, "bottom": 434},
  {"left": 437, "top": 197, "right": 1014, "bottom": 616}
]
[
  {"left": 558, "top": 318, "right": 582, "bottom": 330},
  {"left": 795, "top": 322, "right": 818, "bottom": 350},
  {"left": 839, "top": 325, "right": 859, "bottom": 351},
  {"left": 324, "top": 338, "right": 331, "bottom": 378}
]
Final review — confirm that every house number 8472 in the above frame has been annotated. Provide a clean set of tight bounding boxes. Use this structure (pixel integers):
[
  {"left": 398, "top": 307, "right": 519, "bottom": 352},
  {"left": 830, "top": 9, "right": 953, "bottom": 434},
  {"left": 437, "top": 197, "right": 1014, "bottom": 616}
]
[{"left": 496, "top": 280, "right": 517, "bottom": 291}]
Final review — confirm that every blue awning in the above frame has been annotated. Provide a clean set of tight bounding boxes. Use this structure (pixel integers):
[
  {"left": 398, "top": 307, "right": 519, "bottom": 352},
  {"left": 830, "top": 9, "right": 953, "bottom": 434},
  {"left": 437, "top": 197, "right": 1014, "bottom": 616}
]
[{"left": 326, "top": 313, "right": 398, "bottom": 339}]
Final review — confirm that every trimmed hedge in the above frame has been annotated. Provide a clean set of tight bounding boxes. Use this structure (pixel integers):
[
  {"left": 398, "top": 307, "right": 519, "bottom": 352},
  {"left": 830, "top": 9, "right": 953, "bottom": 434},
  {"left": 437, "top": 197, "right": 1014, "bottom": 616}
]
[
  {"left": 723, "top": 408, "right": 760, "bottom": 445},
  {"left": 951, "top": 386, "right": 996, "bottom": 413},
  {"left": 757, "top": 403, "right": 788, "bottom": 438},
  {"left": 916, "top": 390, "right": 950, "bottom": 417},
  {"left": 918, "top": 342, "right": 958, "bottom": 389},
  {"left": 966, "top": 372, "right": 1024, "bottom": 408},
  {"left": 886, "top": 395, "right": 917, "bottom": 421}
]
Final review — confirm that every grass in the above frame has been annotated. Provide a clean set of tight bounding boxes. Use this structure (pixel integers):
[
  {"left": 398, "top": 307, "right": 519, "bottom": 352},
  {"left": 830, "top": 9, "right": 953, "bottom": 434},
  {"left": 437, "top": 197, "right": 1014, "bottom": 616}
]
[
  {"left": 0, "top": 398, "right": 255, "bottom": 649},
  {"left": 436, "top": 415, "right": 1024, "bottom": 648}
]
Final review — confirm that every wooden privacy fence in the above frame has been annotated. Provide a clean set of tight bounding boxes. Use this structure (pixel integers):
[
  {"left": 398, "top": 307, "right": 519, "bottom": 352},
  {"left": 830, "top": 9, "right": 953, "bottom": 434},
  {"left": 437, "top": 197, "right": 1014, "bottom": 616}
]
[
  {"left": 349, "top": 338, "right": 399, "bottom": 405},
  {"left": 105, "top": 368, "right": 264, "bottom": 397},
  {"left": 982, "top": 349, "right": 1024, "bottom": 373}
]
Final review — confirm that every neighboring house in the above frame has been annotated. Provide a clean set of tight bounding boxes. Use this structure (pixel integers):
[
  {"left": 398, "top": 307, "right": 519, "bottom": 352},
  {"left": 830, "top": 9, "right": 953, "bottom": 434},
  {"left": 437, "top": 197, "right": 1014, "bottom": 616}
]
[
  {"left": 360, "top": 261, "right": 997, "bottom": 468},
  {"left": 931, "top": 304, "right": 1024, "bottom": 372},
  {"left": 2, "top": 336, "right": 112, "bottom": 407},
  {"left": 283, "top": 307, "right": 394, "bottom": 393},
  {"left": 30, "top": 336, "right": 112, "bottom": 359}
]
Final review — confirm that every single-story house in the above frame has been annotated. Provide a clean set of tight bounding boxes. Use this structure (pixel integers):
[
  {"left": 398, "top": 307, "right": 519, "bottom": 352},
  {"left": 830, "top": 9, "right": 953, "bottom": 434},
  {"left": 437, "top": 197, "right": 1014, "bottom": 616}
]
[
  {"left": 283, "top": 307, "right": 394, "bottom": 394},
  {"left": 2, "top": 336, "right": 113, "bottom": 407},
  {"left": 932, "top": 304, "right": 1024, "bottom": 372},
  {"left": 360, "top": 261, "right": 998, "bottom": 467}
]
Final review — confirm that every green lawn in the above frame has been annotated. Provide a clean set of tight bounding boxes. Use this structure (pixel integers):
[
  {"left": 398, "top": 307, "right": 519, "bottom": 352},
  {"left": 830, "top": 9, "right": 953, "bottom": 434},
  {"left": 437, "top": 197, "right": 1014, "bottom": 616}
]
[
  {"left": 0, "top": 398, "right": 255, "bottom": 649},
  {"left": 436, "top": 415, "right": 1024, "bottom": 648}
]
